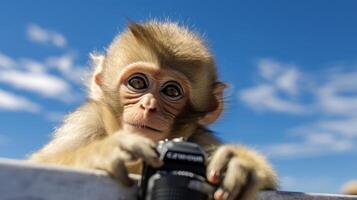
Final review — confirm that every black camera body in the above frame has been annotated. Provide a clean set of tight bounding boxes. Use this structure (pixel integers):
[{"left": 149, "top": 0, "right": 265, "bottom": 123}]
[{"left": 139, "top": 138, "right": 215, "bottom": 200}]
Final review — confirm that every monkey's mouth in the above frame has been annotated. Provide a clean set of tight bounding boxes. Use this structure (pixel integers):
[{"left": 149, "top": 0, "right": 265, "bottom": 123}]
[{"left": 125, "top": 122, "right": 162, "bottom": 133}]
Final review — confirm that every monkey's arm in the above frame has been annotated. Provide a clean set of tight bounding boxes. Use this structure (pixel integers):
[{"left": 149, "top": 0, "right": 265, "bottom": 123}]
[
  {"left": 31, "top": 130, "right": 161, "bottom": 186},
  {"left": 29, "top": 101, "right": 162, "bottom": 185},
  {"left": 190, "top": 130, "right": 277, "bottom": 200},
  {"left": 29, "top": 101, "right": 106, "bottom": 165}
]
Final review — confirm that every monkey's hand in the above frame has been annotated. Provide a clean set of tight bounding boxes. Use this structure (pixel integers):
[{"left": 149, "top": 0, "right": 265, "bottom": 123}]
[
  {"left": 207, "top": 145, "right": 277, "bottom": 200},
  {"left": 84, "top": 132, "right": 163, "bottom": 186}
]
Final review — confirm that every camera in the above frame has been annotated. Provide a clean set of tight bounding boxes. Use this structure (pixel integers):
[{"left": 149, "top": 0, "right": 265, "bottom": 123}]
[{"left": 139, "top": 138, "right": 215, "bottom": 200}]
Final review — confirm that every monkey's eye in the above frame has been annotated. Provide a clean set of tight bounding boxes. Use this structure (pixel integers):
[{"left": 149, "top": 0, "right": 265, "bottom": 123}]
[
  {"left": 127, "top": 73, "right": 149, "bottom": 91},
  {"left": 161, "top": 81, "right": 183, "bottom": 101}
]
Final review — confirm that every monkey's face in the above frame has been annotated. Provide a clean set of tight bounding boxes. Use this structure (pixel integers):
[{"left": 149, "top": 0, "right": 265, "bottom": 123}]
[{"left": 118, "top": 62, "right": 191, "bottom": 141}]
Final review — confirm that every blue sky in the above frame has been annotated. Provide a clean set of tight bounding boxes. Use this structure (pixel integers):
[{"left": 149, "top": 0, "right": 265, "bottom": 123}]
[{"left": 1, "top": 0, "right": 357, "bottom": 194}]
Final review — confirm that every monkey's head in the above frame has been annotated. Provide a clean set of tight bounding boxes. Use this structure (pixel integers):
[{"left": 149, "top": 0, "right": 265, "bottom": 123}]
[{"left": 90, "top": 21, "right": 225, "bottom": 141}]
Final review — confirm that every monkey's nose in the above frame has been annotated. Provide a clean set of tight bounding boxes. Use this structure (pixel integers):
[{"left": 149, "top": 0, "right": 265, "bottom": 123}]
[{"left": 140, "top": 94, "right": 157, "bottom": 112}]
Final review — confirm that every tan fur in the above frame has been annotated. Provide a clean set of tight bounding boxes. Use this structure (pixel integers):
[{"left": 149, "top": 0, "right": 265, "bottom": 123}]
[
  {"left": 343, "top": 181, "right": 357, "bottom": 195},
  {"left": 89, "top": 53, "right": 105, "bottom": 102},
  {"left": 205, "top": 145, "right": 277, "bottom": 200},
  {"left": 104, "top": 21, "right": 217, "bottom": 113},
  {"left": 29, "top": 21, "right": 277, "bottom": 199}
]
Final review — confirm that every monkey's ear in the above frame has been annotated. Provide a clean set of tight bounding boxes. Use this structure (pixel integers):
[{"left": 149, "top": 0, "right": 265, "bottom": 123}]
[
  {"left": 199, "top": 82, "right": 227, "bottom": 126},
  {"left": 89, "top": 53, "right": 105, "bottom": 100}
]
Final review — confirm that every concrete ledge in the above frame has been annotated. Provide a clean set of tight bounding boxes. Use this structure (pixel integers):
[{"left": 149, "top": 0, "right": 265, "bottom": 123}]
[
  {"left": 0, "top": 158, "right": 137, "bottom": 200},
  {"left": 0, "top": 158, "right": 356, "bottom": 200},
  {"left": 259, "top": 191, "right": 357, "bottom": 200}
]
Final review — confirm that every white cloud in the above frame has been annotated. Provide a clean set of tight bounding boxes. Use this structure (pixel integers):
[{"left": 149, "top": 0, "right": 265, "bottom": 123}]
[
  {"left": 0, "top": 24, "right": 85, "bottom": 119},
  {"left": 240, "top": 84, "right": 307, "bottom": 114},
  {"left": 258, "top": 59, "right": 282, "bottom": 80},
  {"left": 264, "top": 142, "right": 319, "bottom": 158},
  {"left": 46, "top": 54, "right": 86, "bottom": 83},
  {"left": 0, "top": 52, "right": 17, "bottom": 68},
  {"left": 258, "top": 59, "right": 301, "bottom": 95},
  {"left": 27, "top": 24, "right": 67, "bottom": 48},
  {"left": 0, "top": 89, "right": 41, "bottom": 112},
  {"left": 275, "top": 68, "right": 300, "bottom": 96},
  {"left": 316, "top": 118, "right": 357, "bottom": 138},
  {"left": 263, "top": 116, "right": 357, "bottom": 158},
  {"left": 0, "top": 69, "right": 72, "bottom": 100},
  {"left": 0, "top": 51, "right": 84, "bottom": 103},
  {"left": 21, "top": 59, "right": 46, "bottom": 73},
  {"left": 242, "top": 58, "right": 357, "bottom": 158},
  {"left": 240, "top": 59, "right": 305, "bottom": 114},
  {"left": 45, "top": 111, "right": 66, "bottom": 122},
  {"left": 316, "top": 72, "right": 357, "bottom": 117},
  {"left": 264, "top": 137, "right": 355, "bottom": 159},
  {"left": 52, "top": 33, "right": 67, "bottom": 48}
]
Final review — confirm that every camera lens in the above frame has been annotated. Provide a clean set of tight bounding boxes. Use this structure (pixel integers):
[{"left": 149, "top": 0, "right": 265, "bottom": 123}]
[{"left": 149, "top": 175, "right": 208, "bottom": 200}]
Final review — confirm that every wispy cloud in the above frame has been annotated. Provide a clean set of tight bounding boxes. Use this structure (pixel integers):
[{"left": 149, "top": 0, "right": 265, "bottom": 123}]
[
  {"left": 0, "top": 52, "right": 83, "bottom": 103},
  {"left": 0, "top": 89, "right": 41, "bottom": 112},
  {"left": 0, "top": 69, "right": 73, "bottom": 101},
  {"left": 0, "top": 52, "right": 17, "bottom": 68},
  {"left": 240, "top": 84, "right": 307, "bottom": 114},
  {"left": 316, "top": 118, "right": 357, "bottom": 138},
  {"left": 258, "top": 59, "right": 301, "bottom": 96},
  {"left": 27, "top": 24, "right": 67, "bottom": 48},
  {"left": 264, "top": 117, "right": 357, "bottom": 158},
  {"left": 239, "top": 59, "right": 308, "bottom": 114},
  {"left": 316, "top": 71, "right": 357, "bottom": 117},
  {"left": 22, "top": 59, "right": 47, "bottom": 73},
  {"left": 44, "top": 111, "right": 66, "bottom": 123},
  {"left": 0, "top": 24, "right": 86, "bottom": 117},
  {"left": 264, "top": 138, "right": 355, "bottom": 158},
  {"left": 240, "top": 58, "right": 357, "bottom": 158},
  {"left": 46, "top": 54, "right": 87, "bottom": 83}
]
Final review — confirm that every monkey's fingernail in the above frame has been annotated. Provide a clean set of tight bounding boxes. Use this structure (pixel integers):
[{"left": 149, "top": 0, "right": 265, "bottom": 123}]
[
  {"left": 209, "top": 170, "right": 220, "bottom": 183},
  {"left": 156, "top": 159, "right": 164, "bottom": 166},
  {"left": 150, "top": 157, "right": 163, "bottom": 167},
  {"left": 222, "top": 191, "right": 229, "bottom": 200},
  {"left": 214, "top": 189, "right": 229, "bottom": 200},
  {"left": 214, "top": 189, "right": 224, "bottom": 200}
]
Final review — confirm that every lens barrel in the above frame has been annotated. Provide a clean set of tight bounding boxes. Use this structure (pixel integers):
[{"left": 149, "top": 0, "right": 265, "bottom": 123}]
[{"left": 148, "top": 174, "right": 208, "bottom": 200}]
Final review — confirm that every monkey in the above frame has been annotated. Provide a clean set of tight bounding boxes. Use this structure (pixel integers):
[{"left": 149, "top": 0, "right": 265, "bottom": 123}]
[
  {"left": 342, "top": 181, "right": 357, "bottom": 195},
  {"left": 29, "top": 21, "right": 277, "bottom": 200}
]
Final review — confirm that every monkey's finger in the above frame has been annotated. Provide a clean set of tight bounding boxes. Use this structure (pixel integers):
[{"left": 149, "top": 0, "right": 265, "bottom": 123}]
[
  {"left": 237, "top": 179, "right": 260, "bottom": 200},
  {"left": 118, "top": 132, "right": 156, "bottom": 151},
  {"left": 130, "top": 142, "right": 163, "bottom": 168},
  {"left": 118, "top": 134, "right": 163, "bottom": 167},
  {"left": 207, "top": 145, "right": 235, "bottom": 184},
  {"left": 234, "top": 170, "right": 260, "bottom": 200},
  {"left": 96, "top": 150, "right": 134, "bottom": 187},
  {"left": 110, "top": 158, "right": 135, "bottom": 187},
  {"left": 217, "top": 157, "right": 249, "bottom": 200}
]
